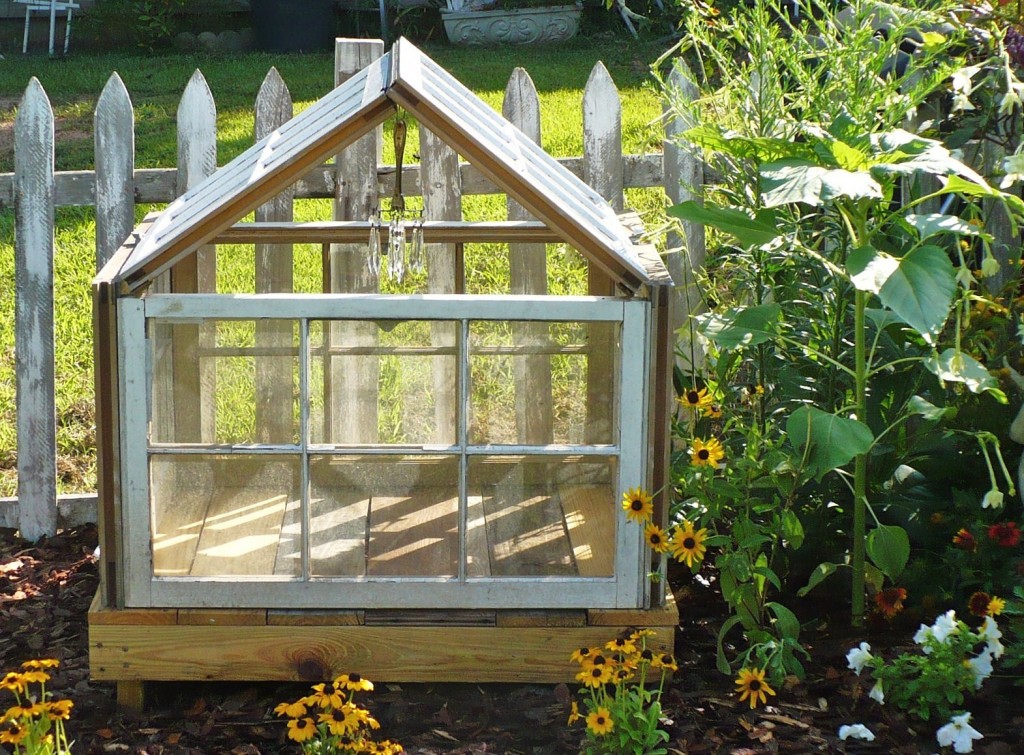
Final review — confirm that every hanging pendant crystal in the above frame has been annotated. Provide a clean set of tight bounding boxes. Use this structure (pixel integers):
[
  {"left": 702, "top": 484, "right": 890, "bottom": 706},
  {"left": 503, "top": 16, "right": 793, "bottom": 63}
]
[
  {"left": 367, "top": 210, "right": 382, "bottom": 281},
  {"left": 408, "top": 219, "right": 424, "bottom": 275},
  {"left": 388, "top": 217, "right": 405, "bottom": 283}
]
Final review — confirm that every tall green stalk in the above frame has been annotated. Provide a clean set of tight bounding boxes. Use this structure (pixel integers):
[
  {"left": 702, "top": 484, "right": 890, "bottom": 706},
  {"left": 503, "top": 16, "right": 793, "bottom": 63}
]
[{"left": 852, "top": 287, "right": 868, "bottom": 626}]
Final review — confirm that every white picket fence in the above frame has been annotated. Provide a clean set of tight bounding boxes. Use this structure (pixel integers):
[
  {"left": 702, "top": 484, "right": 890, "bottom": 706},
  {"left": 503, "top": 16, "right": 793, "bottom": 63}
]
[{"left": 1, "top": 40, "right": 702, "bottom": 540}]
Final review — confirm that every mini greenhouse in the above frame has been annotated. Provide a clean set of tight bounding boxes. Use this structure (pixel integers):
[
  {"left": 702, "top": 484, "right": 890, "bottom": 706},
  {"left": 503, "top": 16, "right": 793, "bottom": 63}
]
[{"left": 89, "top": 38, "right": 676, "bottom": 702}]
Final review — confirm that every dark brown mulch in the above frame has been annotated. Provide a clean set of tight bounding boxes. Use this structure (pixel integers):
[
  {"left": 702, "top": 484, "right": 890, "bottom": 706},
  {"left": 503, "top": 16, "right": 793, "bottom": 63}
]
[{"left": 2, "top": 525, "right": 1022, "bottom": 754}]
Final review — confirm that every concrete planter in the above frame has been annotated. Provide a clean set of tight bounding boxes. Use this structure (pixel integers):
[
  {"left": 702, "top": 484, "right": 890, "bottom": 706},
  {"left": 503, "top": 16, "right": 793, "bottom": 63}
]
[{"left": 441, "top": 4, "right": 582, "bottom": 46}]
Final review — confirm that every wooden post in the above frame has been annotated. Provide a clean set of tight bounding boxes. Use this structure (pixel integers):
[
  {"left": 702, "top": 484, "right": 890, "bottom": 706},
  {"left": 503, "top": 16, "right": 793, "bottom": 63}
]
[
  {"left": 254, "top": 68, "right": 295, "bottom": 444},
  {"left": 329, "top": 38, "right": 384, "bottom": 444},
  {"left": 663, "top": 60, "right": 705, "bottom": 375},
  {"left": 504, "top": 68, "right": 553, "bottom": 446},
  {"left": 94, "top": 73, "right": 134, "bottom": 272},
  {"left": 170, "top": 70, "right": 218, "bottom": 443},
  {"left": 420, "top": 128, "right": 461, "bottom": 443},
  {"left": 14, "top": 78, "right": 57, "bottom": 541},
  {"left": 582, "top": 62, "right": 620, "bottom": 445}
]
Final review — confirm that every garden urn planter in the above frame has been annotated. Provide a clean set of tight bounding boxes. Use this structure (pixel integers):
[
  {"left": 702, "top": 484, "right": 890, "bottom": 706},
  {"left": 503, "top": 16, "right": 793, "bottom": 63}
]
[{"left": 441, "top": 3, "right": 582, "bottom": 45}]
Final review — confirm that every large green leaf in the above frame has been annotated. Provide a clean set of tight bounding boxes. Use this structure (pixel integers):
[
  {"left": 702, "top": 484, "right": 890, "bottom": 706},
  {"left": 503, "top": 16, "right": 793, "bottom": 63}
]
[
  {"left": 906, "top": 213, "right": 986, "bottom": 242},
  {"left": 761, "top": 159, "right": 882, "bottom": 207},
  {"left": 925, "top": 349, "right": 1003, "bottom": 397},
  {"left": 797, "top": 562, "right": 839, "bottom": 597},
  {"left": 848, "top": 245, "right": 955, "bottom": 342},
  {"left": 696, "top": 303, "right": 781, "bottom": 349},
  {"left": 866, "top": 524, "right": 910, "bottom": 580},
  {"left": 787, "top": 406, "right": 874, "bottom": 480},
  {"left": 667, "top": 201, "right": 779, "bottom": 248}
]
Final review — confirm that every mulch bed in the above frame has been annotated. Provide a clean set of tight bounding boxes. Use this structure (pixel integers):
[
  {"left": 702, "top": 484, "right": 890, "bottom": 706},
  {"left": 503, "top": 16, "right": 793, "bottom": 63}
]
[{"left": 2, "top": 525, "right": 1022, "bottom": 754}]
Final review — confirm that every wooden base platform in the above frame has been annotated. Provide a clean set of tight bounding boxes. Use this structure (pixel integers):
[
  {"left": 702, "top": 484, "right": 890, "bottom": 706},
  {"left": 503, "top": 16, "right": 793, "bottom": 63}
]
[{"left": 89, "top": 591, "right": 678, "bottom": 709}]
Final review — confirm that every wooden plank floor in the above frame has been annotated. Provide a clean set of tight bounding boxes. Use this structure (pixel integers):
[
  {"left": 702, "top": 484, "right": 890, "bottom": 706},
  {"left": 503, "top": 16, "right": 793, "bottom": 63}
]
[{"left": 153, "top": 485, "right": 615, "bottom": 578}]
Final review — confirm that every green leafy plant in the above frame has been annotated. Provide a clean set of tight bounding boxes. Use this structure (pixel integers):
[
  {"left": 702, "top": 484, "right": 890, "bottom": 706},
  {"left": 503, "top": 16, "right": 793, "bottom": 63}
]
[
  {"left": 0, "top": 660, "right": 73, "bottom": 755},
  {"left": 567, "top": 631, "right": 674, "bottom": 755}
]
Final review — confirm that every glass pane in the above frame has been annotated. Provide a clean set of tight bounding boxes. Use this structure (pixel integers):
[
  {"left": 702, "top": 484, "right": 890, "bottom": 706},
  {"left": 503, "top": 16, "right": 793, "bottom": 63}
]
[
  {"left": 309, "top": 455, "right": 460, "bottom": 578},
  {"left": 149, "top": 319, "right": 299, "bottom": 445},
  {"left": 467, "top": 455, "right": 616, "bottom": 577},
  {"left": 469, "top": 321, "right": 619, "bottom": 445},
  {"left": 462, "top": 242, "right": 589, "bottom": 296},
  {"left": 309, "top": 320, "right": 457, "bottom": 446},
  {"left": 150, "top": 454, "right": 300, "bottom": 578}
]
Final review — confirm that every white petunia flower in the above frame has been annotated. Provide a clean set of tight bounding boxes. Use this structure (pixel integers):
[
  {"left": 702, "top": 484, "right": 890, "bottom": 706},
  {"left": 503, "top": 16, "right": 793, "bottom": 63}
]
[
  {"left": 914, "top": 623, "right": 933, "bottom": 649},
  {"left": 1002, "top": 151, "right": 1024, "bottom": 189},
  {"left": 868, "top": 679, "right": 885, "bottom": 704},
  {"left": 931, "top": 610, "right": 960, "bottom": 644},
  {"left": 839, "top": 723, "right": 876, "bottom": 741},
  {"left": 936, "top": 712, "right": 984, "bottom": 753},
  {"left": 979, "top": 616, "right": 1004, "bottom": 659},
  {"left": 846, "top": 642, "right": 873, "bottom": 675},
  {"left": 982, "top": 489, "right": 1005, "bottom": 509},
  {"left": 967, "top": 648, "right": 994, "bottom": 689}
]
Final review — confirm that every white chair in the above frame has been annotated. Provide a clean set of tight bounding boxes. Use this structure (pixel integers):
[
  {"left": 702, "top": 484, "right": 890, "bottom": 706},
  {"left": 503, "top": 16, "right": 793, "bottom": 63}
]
[{"left": 14, "top": 0, "right": 81, "bottom": 56}]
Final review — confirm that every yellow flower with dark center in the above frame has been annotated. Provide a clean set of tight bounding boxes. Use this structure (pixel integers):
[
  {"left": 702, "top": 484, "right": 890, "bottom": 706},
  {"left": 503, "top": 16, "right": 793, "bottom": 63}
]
[
  {"left": 17, "top": 670, "right": 48, "bottom": 686},
  {"left": 653, "top": 653, "right": 678, "bottom": 672},
  {"left": 735, "top": 667, "right": 776, "bottom": 709},
  {"left": 0, "top": 720, "right": 28, "bottom": 745},
  {"left": 605, "top": 636, "right": 637, "bottom": 655},
  {"left": 5, "top": 702, "right": 44, "bottom": 720},
  {"left": 335, "top": 672, "right": 374, "bottom": 692},
  {"left": 622, "top": 487, "right": 654, "bottom": 523},
  {"left": 576, "top": 663, "right": 613, "bottom": 688},
  {"left": 286, "top": 716, "right": 317, "bottom": 743},
  {"left": 310, "top": 682, "right": 345, "bottom": 709},
  {"left": 645, "top": 523, "right": 670, "bottom": 553},
  {"left": 44, "top": 699, "right": 73, "bottom": 721},
  {"left": 671, "top": 521, "right": 708, "bottom": 568},
  {"left": 570, "top": 647, "right": 595, "bottom": 664},
  {"left": 586, "top": 707, "right": 614, "bottom": 736},
  {"left": 567, "top": 700, "right": 580, "bottom": 725},
  {"left": 274, "top": 699, "right": 308, "bottom": 718},
  {"left": 0, "top": 673, "right": 25, "bottom": 694},
  {"left": 705, "top": 403, "right": 723, "bottom": 419},
  {"left": 873, "top": 587, "right": 907, "bottom": 620},
  {"left": 988, "top": 596, "right": 1006, "bottom": 616},
  {"left": 586, "top": 653, "right": 608, "bottom": 667},
  {"left": 689, "top": 437, "right": 725, "bottom": 467},
  {"left": 355, "top": 705, "right": 381, "bottom": 729},
  {"left": 679, "top": 386, "right": 713, "bottom": 412},
  {"left": 318, "top": 706, "right": 354, "bottom": 736},
  {"left": 629, "top": 628, "right": 656, "bottom": 642}
]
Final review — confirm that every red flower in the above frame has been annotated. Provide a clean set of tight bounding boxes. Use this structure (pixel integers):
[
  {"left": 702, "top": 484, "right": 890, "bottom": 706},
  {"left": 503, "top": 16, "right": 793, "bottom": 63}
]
[
  {"left": 968, "top": 591, "right": 992, "bottom": 617},
  {"left": 987, "top": 522, "right": 1021, "bottom": 548},
  {"left": 874, "top": 587, "right": 907, "bottom": 620},
  {"left": 952, "top": 528, "right": 977, "bottom": 551}
]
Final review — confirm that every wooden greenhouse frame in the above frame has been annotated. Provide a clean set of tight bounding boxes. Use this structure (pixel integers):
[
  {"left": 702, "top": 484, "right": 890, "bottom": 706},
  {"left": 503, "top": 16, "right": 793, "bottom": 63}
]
[{"left": 89, "top": 38, "right": 677, "bottom": 706}]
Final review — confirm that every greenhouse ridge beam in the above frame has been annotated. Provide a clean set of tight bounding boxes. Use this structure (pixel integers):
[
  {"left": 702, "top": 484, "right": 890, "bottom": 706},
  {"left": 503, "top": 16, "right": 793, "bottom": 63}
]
[{"left": 213, "top": 220, "right": 563, "bottom": 245}]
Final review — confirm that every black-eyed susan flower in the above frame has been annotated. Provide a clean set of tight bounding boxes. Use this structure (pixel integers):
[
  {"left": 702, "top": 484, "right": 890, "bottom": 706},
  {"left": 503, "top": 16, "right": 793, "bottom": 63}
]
[
  {"left": 570, "top": 647, "right": 595, "bottom": 664},
  {"left": 5, "top": 702, "right": 45, "bottom": 721},
  {"left": 605, "top": 636, "right": 637, "bottom": 655},
  {"left": 576, "top": 663, "right": 613, "bottom": 688},
  {"left": 567, "top": 700, "right": 580, "bottom": 725},
  {"left": 735, "top": 667, "right": 776, "bottom": 709},
  {"left": 873, "top": 587, "right": 907, "bottom": 620},
  {"left": 645, "top": 523, "right": 670, "bottom": 553},
  {"left": 0, "top": 673, "right": 25, "bottom": 694},
  {"left": 671, "top": 521, "right": 708, "bottom": 568},
  {"left": 622, "top": 487, "right": 654, "bottom": 523},
  {"left": 586, "top": 707, "right": 614, "bottom": 736},
  {"left": 16, "top": 670, "right": 48, "bottom": 686},
  {"left": 274, "top": 699, "right": 308, "bottom": 718},
  {"left": 335, "top": 672, "right": 374, "bottom": 692},
  {"left": 651, "top": 653, "right": 678, "bottom": 672},
  {"left": 318, "top": 707, "right": 355, "bottom": 736},
  {"left": 0, "top": 720, "right": 27, "bottom": 746},
  {"left": 286, "top": 716, "right": 317, "bottom": 743},
  {"left": 629, "top": 628, "right": 656, "bottom": 641},
  {"left": 20, "top": 659, "right": 58, "bottom": 671},
  {"left": 689, "top": 437, "right": 725, "bottom": 468},
  {"left": 679, "top": 386, "right": 713, "bottom": 412},
  {"left": 43, "top": 699, "right": 73, "bottom": 721},
  {"left": 310, "top": 682, "right": 345, "bottom": 709},
  {"left": 705, "top": 403, "right": 723, "bottom": 419}
]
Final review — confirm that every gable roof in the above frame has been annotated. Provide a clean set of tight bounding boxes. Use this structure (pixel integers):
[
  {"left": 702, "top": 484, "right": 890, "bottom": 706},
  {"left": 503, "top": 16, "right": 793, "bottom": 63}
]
[{"left": 115, "top": 38, "right": 658, "bottom": 293}]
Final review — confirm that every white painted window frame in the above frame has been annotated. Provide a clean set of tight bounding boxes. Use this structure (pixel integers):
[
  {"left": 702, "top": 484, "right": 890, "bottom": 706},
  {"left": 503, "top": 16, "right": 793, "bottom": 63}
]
[{"left": 120, "top": 294, "right": 650, "bottom": 609}]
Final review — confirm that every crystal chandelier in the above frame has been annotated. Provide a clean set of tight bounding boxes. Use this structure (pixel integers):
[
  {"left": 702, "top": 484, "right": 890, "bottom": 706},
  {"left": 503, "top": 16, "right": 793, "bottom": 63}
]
[{"left": 368, "top": 114, "right": 424, "bottom": 284}]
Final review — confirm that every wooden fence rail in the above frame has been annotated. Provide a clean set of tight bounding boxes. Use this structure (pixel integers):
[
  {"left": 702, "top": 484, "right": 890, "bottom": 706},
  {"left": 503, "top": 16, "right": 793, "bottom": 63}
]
[{"left": 3, "top": 41, "right": 703, "bottom": 540}]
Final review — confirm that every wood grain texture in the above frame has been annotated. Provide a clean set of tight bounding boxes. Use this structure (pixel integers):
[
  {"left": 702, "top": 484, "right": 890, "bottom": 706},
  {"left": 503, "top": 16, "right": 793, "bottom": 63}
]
[
  {"left": 14, "top": 78, "right": 57, "bottom": 541},
  {"left": 94, "top": 73, "right": 134, "bottom": 271},
  {"left": 90, "top": 624, "right": 674, "bottom": 682},
  {"left": 560, "top": 485, "right": 615, "bottom": 577}
]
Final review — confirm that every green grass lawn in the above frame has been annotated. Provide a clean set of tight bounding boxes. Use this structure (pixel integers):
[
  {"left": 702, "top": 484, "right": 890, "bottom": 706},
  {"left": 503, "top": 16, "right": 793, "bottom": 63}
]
[{"left": 0, "top": 36, "right": 673, "bottom": 496}]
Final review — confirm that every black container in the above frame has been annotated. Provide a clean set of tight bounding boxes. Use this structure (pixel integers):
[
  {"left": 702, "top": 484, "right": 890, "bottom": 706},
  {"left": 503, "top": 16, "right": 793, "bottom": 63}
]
[{"left": 251, "top": 0, "right": 337, "bottom": 52}]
